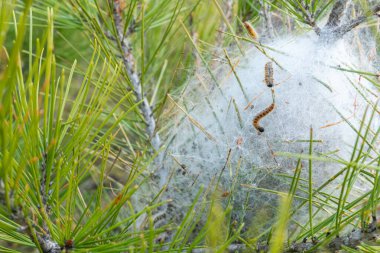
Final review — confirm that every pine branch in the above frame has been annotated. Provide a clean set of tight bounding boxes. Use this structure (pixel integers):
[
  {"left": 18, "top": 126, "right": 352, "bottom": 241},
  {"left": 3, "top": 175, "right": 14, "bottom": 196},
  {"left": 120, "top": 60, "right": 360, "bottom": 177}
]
[
  {"left": 321, "top": 2, "right": 380, "bottom": 40},
  {"left": 110, "top": 0, "right": 170, "bottom": 237},
  {"left": 12, "top": 204, "right": 61, "bottom": 253},
  {"left": 191, "top": 244, "right": 247, "bottom": 252},
  {"left": 175, "top": 219, "right": 379, "bottom": 252},
  {"left": 306, "top": 17, "right": 321, "bottom": 35},
  {"left": 111, "top": 0, "right": 161, "bottom": 153},
  {"left": 110, "top": 0, "right": 170, "bottom": 190},
  {"left": 36, "top": 153, "right": 61, "bottom": 253},
  {"left": 239, "top": 217, "right": 380, "bottom": 252},
  {"left": 288, "top": 216, "right": 379, "bottom": 252},
  {"left": 330, "top": 3, "right": 380, "bottom": 38},
  {"left": 299, "top": 0, "right": 321, "bottom": 35},
  {"left": 325, "top": 0, "right": 348, "bottom": 28},
  {"left": 37, "top": 234, "right": 61, "bottom": 253}
]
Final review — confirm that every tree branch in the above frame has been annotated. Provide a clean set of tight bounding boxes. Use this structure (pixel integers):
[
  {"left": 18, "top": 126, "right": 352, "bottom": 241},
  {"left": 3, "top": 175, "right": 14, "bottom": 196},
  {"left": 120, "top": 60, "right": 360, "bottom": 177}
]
[
  {"left": 288, "top": 216, "right": 379, "bottom": 252},
  {"left": 37, "top": 234, "right": 61, "bottom": 253},
  {"left": 325, "top": 0, "right": 348, "bottom": 29},
  {"left": 190, "top": 244, "right": 247, "bottom": 252},
  {"left": 110, "top": 2, "right": 170, "bottom": 235},
  {"left": 332, "top": 4, "right": 380, "bottom": 38},
  {"left": 322, "top": 3, "right": 380, "bottom": 39},
  {"left": 181, "top": 222, "right": 379, "bottom": 253},
  {"left": 111, "top": 0, "right": 161, "bottom": 153},
  {"left": 290, "top": 0, "right": 321, "bottom": 35},
  {"left": 36, "top": 153, "right": 61, "bottom": 253}
]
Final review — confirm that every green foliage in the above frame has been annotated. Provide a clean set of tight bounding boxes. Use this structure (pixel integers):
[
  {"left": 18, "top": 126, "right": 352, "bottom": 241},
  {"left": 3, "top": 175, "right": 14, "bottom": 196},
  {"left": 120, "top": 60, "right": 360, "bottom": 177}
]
[
  {"left": 0, "top": 2, "right": 164, "bottom": 251},
  {"left": 268, "top": 0, "right": 334, "bottom": 27},
  {"left": 238, "top": 0, "right": 261, "bottom": 21},
  {"left": 1, "top": 0, "right": 380, "bottom": 252}
]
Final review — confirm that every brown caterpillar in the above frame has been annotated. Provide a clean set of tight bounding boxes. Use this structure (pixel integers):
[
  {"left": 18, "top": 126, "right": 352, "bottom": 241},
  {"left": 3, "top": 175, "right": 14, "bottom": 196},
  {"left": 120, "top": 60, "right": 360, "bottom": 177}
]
[
  {"left": 253, "top": 102, "right": 275, "bottom": 132},
  {"left": 264, "top": 62, "right": 274, "bottom": 87},
  {"left": 243, "top": 21, "right": 258, "bottom": 40},
  {"left": 221, "top": 191, "right": 230, "bottom": 198}
]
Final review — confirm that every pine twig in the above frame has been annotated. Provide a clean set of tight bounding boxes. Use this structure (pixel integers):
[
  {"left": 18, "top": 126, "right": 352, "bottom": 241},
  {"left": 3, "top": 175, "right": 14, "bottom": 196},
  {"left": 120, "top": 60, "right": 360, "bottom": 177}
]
[
  {"left": 36, "top": 234, "right": 61, "bottom": 253},
  {"left": 190, "top": 244, "right": 246, "bottom": 252},
  {"left": 176, "top": 220, "right": 380, "bottom": 253},
  {"left": 288, "top": 216, "right": 379, "bottom": 252},
  {"left": 331, "top": 4, "right": 380, "bottom": 37},
  {"left": 12, "top": 207, "right": 61, "bottom": 253},
  {"left": 322, "top": 2, "right": 380, "bottom": 39},
  {"left": 36, "top": 153, "right": 61, "bottom": 253},
  {"left": 261, "top": 0, "right": 275, "bottom": 39},
  {"left": 111, "top": 0, "right": 161, "bottom": 153},
  {"left": 300, "top": 1, "right": 321, "bottom": 35},
  {"left": 246, "top": 217, "right": 380, "bottom": 252},
  {"left": 10, "top": 153, "right": 61, "bottom": 252},
  {"left": 325, "top": 0, "right": 348, "bottom": 29},
  {"left": 110, "top": 0, "right": 170, "bottom": 238}
]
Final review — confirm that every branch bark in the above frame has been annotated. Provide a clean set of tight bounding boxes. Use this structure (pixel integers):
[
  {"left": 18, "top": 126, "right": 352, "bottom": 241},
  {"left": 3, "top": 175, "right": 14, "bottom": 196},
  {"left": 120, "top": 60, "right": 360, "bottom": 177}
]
[
  {"left": 325, "top": 0, "right": 348, "bottom": 29},
  {"left": 288, "top": 216, "right": 379, "bottom": 252},
  {"left": 183, "top": 223, "right": 379, "bottom": 253},
  {"left": 331, "top": 3, "right": 380, "bottom": 36},
  {"left": 111, "top": 0, "right": 161, "bottom": 153},
  {"left": 12, "top": 208, "right": 61, "bottom": 253},
  {"left": 321, "top": 3, "right": 380, "bottom": 40},
  {"left": 35, "top": 153, "right": 61, "bottom": 252},
  {"left": 110, "top": 0, "right": 170, "bottom": 237},
  {"left": 37, "top": 234, "right": 61, "bottom": 253}
]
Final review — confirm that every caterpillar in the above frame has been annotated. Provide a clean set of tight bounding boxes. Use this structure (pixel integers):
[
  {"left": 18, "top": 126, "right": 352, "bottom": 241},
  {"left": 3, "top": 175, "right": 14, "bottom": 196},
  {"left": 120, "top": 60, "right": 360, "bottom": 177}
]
[
  {"left": 264, "top": 62, "right": 274, "bottom": 87},
  {"left": 253, "top": 102, "right": 275, "bottom": 133},
  {"left": 243, "top": 21, "right": 258, "bottom": 40},
  {"left": 114, "top": 0, "right": 126, "bottom": 14},
  {"left": 221, "top": 191, "right": 230, "bottom": 198}
]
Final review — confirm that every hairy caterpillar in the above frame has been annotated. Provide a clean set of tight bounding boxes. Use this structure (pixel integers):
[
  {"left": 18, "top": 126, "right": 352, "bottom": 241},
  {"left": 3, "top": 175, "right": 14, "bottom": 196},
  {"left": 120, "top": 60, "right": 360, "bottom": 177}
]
[
  {"left": 243, "top": 21, "right": 258, "bottom": 40},
  {"left": 264, "top": 62, "right": 274, "bottom": 87},
  {"left": 221, "top": 191, "right": 230, "bottom": 198},
  {"left": 253, "top": 103, "right": 275, "bottom": 132},
  {"left": 253, "top": 90, "right": 275, "bottom": 133}
]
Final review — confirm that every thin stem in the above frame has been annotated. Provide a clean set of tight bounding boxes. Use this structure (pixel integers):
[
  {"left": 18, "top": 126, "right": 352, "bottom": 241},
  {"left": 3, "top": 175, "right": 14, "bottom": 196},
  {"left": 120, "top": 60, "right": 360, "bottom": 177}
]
[{"left": 308, "top": 126, "right": 314, "bottom": 237}]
